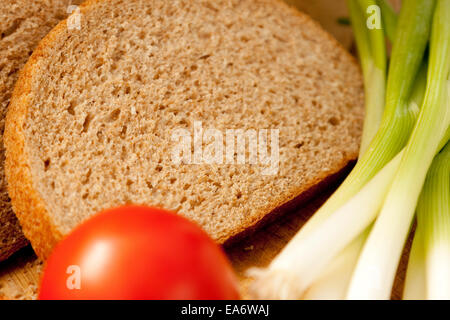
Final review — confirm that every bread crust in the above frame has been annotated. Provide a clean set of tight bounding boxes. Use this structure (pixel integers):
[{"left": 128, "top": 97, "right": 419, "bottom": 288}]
[
  {"left": 3, "top": 8, "right": 76, "bottom": 259},
  {"left": 0, "top": 0, "right": 85, "bottom": 261},
  {"left": 5, "top": 0, "right": 363, "bottom": 260}
]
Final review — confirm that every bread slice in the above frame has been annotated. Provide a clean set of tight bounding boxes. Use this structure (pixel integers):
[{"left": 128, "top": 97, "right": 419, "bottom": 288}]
[
  {"left": 5, "top": 0, "right": 364, "bottom": 260},
  {"left": 0, "top": 0, "right": 83, "bottom": 261}
]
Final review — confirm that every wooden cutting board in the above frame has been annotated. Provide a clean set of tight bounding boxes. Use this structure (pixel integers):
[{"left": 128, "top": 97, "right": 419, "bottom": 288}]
[{"left": 0, "top": 0, "right": 408, "bottom": 300}]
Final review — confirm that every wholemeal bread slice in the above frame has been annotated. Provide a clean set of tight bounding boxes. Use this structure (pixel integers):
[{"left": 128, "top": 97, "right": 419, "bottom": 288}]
[
  {"left": 5, "top": 0, "right": 364, "bottom": 260},
  {"left": 0, "top": 0, "right": 83, "bottom": 261}
]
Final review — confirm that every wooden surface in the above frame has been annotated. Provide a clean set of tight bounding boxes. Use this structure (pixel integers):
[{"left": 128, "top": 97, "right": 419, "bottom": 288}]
[
  {"left": 0, "top": 0, "right": 409, "bottom": 300},
  {"left": 0, "top": 247, "right": 42, "bottom": 300}
]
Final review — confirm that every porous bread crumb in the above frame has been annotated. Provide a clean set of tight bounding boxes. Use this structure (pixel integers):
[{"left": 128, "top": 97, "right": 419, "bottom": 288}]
[{"left": 5, "top": 0, "right": 364, "bottom": 259}]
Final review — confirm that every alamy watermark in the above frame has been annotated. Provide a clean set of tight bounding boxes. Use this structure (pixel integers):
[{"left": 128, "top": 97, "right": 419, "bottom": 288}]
[
  {"left": 66, "top": 265, "right": 81, "bottom": 290},
  {"left": 67, "top": 5, "right": 82, "bottom": 31},
  {"left": 171, "top": 121, "right": 280, "bottom": 175},
  {"left": 366, "top": 4, "right": 382, "bottom": 30}
]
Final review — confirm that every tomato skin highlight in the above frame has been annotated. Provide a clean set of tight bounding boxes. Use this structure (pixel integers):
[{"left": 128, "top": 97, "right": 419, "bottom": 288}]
[{"left": 39, "top": 206, "right": 240, "bottom": 300}]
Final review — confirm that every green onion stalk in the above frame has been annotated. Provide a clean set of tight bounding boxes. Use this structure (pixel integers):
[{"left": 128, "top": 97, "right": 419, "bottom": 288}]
[
  {"left": 350, "top": 0, "right": 386, "bottom": 155},
  {"left": 403, "top": 125, "right": 450, "bottom": 300},
  {"left": 303, "top": 63, "right": 429, "bottom": 300},
  {"left": 404, "top": 142, "right": 450, "bottom": 300},
  {"left": 377, "top": 0, "right": 398, "bottom": 42},
  {"left": 419, "top": 142, "right": 450, "bottom": 299},
  {"left": 302, "top": 1, "right": 397, "bottom": 298},
  {"left": 403, "top": 220, "right": 426, "bottom": 300},
  {"left": 302, "top": 233, "right": 368, "bottom": 299},
  {"left": 288, "top": 0, "right": 433, "bottom": 241},
  {"left": 347, "top": 0, "right": 450, "bottom": 299},
  {"left": 305, "top": 90, "right": 448, "bottom": 299},
  {"left": 249, "top": 0, "right": 434, "bottom": 299}
]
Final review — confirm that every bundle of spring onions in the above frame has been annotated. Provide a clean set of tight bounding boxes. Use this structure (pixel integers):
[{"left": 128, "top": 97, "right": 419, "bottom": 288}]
[{"left": 250, "top": 0, "right": 450, "bottom": 300}]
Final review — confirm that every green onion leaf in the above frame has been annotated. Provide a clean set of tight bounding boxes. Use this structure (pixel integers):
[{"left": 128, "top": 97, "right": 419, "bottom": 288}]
[{"left": 377, "top": 0, "right": 398, "bottom": 42}]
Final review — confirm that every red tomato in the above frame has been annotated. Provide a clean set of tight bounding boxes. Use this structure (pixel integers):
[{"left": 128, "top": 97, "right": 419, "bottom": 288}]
[{"left": 39, "top": 206, "right": 240, "bottom": 300}]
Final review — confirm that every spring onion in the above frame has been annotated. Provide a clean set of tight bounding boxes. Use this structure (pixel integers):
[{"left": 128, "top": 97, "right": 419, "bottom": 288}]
[
  {"left": 299, "top": 0, "right": 432, "bottom": 236},
  {"left": 421, "top": 142, "right": 450, "bottom": 300},
  {"left": 347, "top": 0, "right": 450, "bottom": 299},
  {"left": 404, "top": 142, "right": 450, "bottom": 300},
  {"left": 403, "top": 221, "right": 426, "bottom": 300},
  {"left": 302, "top": 234, "right": 368, "bottom": 300},
  {"left": 350, "top": 0, "right": 386, "bottom": 155},
  {"left": 304, "top": 1, "right": 437, "bottom": 300},
  {"left": 300, "top": 2, "right": 400, "bottom": 299},
  {"left": 403, "top": 127, "right": 450, "bottom": 300}
]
